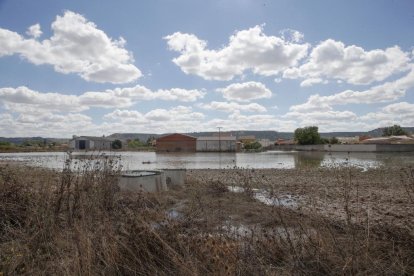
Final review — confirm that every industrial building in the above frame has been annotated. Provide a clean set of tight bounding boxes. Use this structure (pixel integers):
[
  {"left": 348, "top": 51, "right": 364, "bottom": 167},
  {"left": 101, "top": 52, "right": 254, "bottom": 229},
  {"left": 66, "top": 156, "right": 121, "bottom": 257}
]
[
  {"left": 156, "top": 133, "right": 197, "bottom": 152},
  {"left": 196, "top": 136, "right": 239, "bottom": 152},
  {"left": 69, "top": 136, "right": 112, "bottom": 151}
]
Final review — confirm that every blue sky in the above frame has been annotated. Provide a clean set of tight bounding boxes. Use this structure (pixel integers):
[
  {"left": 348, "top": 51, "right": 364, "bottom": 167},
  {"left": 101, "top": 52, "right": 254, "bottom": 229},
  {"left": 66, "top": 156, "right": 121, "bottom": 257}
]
[{"left": 0, "top": 0, "right": 413, "bottom": 137}]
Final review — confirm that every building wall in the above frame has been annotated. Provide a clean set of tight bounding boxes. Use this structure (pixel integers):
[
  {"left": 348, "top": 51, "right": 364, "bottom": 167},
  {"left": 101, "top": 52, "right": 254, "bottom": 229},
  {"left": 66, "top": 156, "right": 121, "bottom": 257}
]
[
  {"left": 70, "top": 139, "right": 111, "bottom": 150},
  {"left": 376, "top": 144, "right": 414, "bottom": 152},
  {"left": 92, "top": 140, "right": 112, "bottom": 150},
  {"left": 324, "top": 144, "right": 377, "bottom": 152},
  {"left": 196, "top": 140, "right": 236, "bottom": 152},
  {"left": 156, "top": 134, "right": 196, "bottom": 152},
  {"left": 272, "top": 144, "right": 414, "bottom": 152}
]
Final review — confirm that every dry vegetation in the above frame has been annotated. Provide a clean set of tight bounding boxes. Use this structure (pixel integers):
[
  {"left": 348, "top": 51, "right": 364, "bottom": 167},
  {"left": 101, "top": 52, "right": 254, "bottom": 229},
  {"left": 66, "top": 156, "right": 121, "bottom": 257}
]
[{"left": 0, "top": 156, "right": 413, "bottom": 275}]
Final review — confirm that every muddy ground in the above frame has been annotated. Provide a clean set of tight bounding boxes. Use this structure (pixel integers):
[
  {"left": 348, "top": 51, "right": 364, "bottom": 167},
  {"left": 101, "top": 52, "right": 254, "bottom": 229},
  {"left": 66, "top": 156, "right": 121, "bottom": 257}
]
[{"left": 163, "top": 167, "right": 414, "bottom": 236}]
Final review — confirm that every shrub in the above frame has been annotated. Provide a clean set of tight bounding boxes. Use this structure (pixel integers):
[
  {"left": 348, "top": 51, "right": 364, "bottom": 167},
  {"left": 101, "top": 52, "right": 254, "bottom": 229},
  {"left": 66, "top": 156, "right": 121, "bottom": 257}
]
[{"left": 294, "top": 126, "right": 321, "bottom": 145}]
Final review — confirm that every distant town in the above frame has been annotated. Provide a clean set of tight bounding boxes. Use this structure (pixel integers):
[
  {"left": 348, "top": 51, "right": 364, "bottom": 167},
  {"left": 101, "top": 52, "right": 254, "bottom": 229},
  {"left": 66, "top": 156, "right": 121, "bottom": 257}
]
[{"left": 1, "top": 125, "right": 413, "bottom": 153}]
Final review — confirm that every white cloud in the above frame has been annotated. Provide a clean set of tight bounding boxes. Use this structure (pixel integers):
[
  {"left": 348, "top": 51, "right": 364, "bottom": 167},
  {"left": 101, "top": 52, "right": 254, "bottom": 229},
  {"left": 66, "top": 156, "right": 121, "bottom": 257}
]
[
  {"left": 283, "top": 39, "right": 411, "bottom": 85},
  {"left": 0, "top": 11, "right": 141, "bottom": 83},
  {"left": 164, "top": 25, "right": 309, "bottom": 81},
  {"left": 216, "top": 81, "right": 272, "bottom": 102},
  {"left": 290, "top": 66, "right": 414, "bottom": 112},
  {"left": 279, "top": 29, "right": 304, "bottom": 43},
  {"left": 0, "top": 85, "right": 205, "bottom": 112},
  {"left": 105, "top": 106, "right": 204, "bottom": 124},
  {"left": 0, "top": 112, "right": 95, "bottom": 137},
  {"left": 360, "top": 102, "right": 414, "bottom": 127},
  {"left": 0, "top": 86, "right": 84, "bottom": 112},
  {"left": 199, "top": 101, "right": 267, "bottom": 113},
  {"left": 300, "top": 78, "right": 326, "bottom": 87},
  {"left": 284, "top": 110, "right": 357, "bottom": 122},
  {"left": 103, "top": 109, "right": 144, "bottom": 121},
  {"left": 202, "top": 110, "right": 296, "bottom": 132},
  {"left": 111, "top": 85, "right": 205, "bottom": 102},
  {"left": 26, "top": 24, "right": 42, "bottom": 38},
  {"left": 145, "top": 109, "right": 171, "bottom": 121},
  {"left": 103, "top": 106, "right": 205, "bottom": 134}
]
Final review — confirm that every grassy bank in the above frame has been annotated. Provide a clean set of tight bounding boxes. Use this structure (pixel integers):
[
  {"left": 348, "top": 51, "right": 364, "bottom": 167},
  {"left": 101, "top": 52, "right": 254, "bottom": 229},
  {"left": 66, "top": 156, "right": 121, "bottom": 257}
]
[{"left": 0, "top": 160, "right": 413, "bottom": 275}]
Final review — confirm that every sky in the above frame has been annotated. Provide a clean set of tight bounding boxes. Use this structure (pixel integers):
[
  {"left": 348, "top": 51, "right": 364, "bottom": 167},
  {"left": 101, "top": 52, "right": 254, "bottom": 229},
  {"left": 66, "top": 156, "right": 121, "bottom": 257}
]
[{"left": 0, "top": 0, "right": 413, "bottom": 137}]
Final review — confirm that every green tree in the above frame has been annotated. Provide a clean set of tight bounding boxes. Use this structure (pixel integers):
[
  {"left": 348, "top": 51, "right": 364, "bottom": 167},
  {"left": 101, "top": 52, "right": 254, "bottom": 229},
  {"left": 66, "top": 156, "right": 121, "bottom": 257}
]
[
  {"left": 294, "top": 126, "right": 321, "bottom": 145},
  {"left": 382, "top": 125, "right": 407, "bottom": 137},
  {"left": 244, "top": 141, "right": 262, "bottom": 150},
  {"left": 329, "top": 137, "right": 339, "bottom": 144},
  {"left": 112, "top": 139, "right": 122, "bottom": 149}
]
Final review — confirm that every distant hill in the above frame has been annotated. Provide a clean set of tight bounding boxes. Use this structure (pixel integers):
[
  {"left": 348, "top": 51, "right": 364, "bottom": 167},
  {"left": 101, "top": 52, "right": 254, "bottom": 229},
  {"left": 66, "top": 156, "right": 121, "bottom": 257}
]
[
  {"left": 0, "top": 137, "right": 69, "bottom": 145},
  {"left": 2, "top": 127, "right": 413, "bottom": 145},
  {"left": 367, "top": 127, "right": 414, "bottom": 137},
  {"left": 107, "top": 133, "right": 160, "bottom": 142}
]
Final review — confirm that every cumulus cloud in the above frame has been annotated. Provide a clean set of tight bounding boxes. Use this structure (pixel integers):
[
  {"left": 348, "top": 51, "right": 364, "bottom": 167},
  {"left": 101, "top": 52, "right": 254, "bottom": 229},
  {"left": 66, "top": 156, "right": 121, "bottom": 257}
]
[
  {"left": 0, "top": 85, "right": 205, "bottom": 112},
  {"left": 164, "top": 25, "right": 309, "bottom": 81},
  {"left": 284, "top": 110, "right": 357, "bottom": 122},
  {"left": 300, "top": 78, "right": 326, "bottom": 87},
  {"left": 283, "top": 39, "right": 411, "bottom": 85},
  {"left": 26, "top": 23, "right": 42, "bottom": 38},
  {"left": 279, "top": 29, "right": 304, "bottom": 43},
  {"left": 216, "top": 81, "right": 272, "bottom": 102},
  {"left": 110, "top": 86, "right": 205, "bottom": 102},
  {"left": 0, "top": 112, "right": 95, "bottom": 137},
  {"left": 0, "top": 86, "right": 84, "bottom": 112},
  {"left": 0, "top": 11, "right": 141, "bottom": 83},
  {"left": 0, "top": 105, "right": 207, "bottom": 137},
  {"left": 290, "top": 66, "right": 414, "bottom": 112},
  {"left": 199, "top": 101, "right": 267, "bottom": 113},
  {"left": 101, "top": 106, "right": 205, "bottom": 134},
  {"left": 202, "top": 110, "right": 296, "bottom": 132},
  {"left": 360, "top": 102, "right": 414, "bottom": 127}
]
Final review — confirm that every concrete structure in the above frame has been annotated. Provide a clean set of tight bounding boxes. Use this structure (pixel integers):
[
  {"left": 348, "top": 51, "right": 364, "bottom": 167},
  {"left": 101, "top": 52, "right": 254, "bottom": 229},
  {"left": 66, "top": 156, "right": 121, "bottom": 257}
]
[
  {"left": 163, "top": 169, "right": 187, "bottom": 188},
  {"left": 273, "top": 144, "right": 414, "bottom": 152},
  {"left": 118, "top": 169, "right": 187, "bottom": 192},
  {"left": 196, "top": 136, "right": 238, "bottom": 152},
  {"left": 118, "top": 170, "right": 167, "bottom": 193},
  {"left": 156, "top": 133, "right": 197, "bottom": 152},
  {"left": 69, "top": 136, "right": 112, "bottom": 151}
]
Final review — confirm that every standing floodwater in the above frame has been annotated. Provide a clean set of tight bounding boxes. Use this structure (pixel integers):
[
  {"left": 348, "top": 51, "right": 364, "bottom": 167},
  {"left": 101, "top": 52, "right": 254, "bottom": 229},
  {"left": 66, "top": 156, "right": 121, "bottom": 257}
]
[{"left": 0, "top": 151, "right": 413, "bottom": 170}]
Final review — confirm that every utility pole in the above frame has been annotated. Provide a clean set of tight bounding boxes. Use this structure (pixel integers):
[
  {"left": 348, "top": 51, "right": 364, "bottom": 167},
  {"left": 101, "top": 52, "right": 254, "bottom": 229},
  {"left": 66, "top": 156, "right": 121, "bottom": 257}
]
[{"left": 217, "top": 126, "right": 222, "bottom": 152}]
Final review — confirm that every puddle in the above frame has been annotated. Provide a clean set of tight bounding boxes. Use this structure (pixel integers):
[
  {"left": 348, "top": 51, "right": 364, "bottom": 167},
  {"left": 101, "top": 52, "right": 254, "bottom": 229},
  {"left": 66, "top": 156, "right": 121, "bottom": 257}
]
[
  {"left": 227, "top": 186, "right": 299, "bottom": 208},
  {"left": 167, "top": 209, "right": 182, "bottom": 219},
  {"left": 221, "top": 223, "right": 253, "bottom": 237}
]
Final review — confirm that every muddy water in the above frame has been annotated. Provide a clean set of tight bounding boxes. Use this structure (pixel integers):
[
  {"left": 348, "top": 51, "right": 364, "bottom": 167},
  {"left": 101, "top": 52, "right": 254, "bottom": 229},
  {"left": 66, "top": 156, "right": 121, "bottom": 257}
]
[{"left": 0, "top": 150, "right": 413, "bottom": 170}]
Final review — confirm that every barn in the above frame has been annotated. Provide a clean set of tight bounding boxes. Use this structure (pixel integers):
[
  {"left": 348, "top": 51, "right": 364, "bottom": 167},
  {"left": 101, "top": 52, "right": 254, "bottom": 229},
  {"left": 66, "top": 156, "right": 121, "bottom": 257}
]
[
  {"left": 196, "top": 136, "right": 239, "bottom": 152},
  {"left": 155, "top": 133, "right": 197, "bottom": 152}
]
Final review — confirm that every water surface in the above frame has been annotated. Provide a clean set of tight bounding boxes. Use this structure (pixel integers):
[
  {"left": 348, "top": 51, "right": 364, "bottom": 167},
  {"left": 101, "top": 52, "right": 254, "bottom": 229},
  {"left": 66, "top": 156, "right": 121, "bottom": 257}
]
[{"left": 0, "top": 151, "right": 412, "bottom": 170}]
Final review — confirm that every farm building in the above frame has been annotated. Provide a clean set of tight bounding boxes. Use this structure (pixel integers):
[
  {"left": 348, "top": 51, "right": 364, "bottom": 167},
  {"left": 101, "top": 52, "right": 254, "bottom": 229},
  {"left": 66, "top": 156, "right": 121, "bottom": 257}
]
[
  {"left": 258, "top": 139, "right": 272, "bottom": 147},
  {"left": 196, "top": 136, "right": 239, "bottom": 152},
  {"left": 156, "top": 133, "right": 197, "bottom": 152},
  {"left": 69, "top": 136, "right": 112, "bottom": 151}
]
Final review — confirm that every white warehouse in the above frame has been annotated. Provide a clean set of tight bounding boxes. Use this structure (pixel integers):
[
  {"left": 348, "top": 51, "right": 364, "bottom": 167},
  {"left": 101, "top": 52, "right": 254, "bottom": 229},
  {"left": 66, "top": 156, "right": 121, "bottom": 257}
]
[
  {"left": 69, "top": 136, "right": 112, "bottom": 151},
  {"left": 196, "top": 136, "right": 239, "bottom": 152}
]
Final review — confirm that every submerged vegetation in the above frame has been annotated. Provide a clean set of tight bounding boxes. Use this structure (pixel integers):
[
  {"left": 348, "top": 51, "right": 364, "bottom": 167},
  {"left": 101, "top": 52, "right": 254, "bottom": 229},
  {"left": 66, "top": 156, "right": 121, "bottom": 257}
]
[{"left": 0, "top": 155, "right": 413, "bottom": 275}]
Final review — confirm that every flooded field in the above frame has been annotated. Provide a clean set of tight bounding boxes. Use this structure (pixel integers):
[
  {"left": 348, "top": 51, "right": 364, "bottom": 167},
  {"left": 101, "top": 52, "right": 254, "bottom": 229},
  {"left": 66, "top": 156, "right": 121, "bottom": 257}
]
[{"left": 0, "top": 150, "right": 413, "bottom": 170}]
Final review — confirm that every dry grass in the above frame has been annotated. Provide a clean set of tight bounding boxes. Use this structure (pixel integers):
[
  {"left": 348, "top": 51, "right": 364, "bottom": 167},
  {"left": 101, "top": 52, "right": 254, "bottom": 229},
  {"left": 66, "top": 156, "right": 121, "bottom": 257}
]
[{"left": 0, "top": 157, "right": 413, "bottom": 275}]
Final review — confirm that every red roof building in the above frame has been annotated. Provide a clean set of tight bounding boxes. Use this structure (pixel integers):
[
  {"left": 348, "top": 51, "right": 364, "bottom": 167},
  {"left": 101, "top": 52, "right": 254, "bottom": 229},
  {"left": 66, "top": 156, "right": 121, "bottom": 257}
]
[{"left": 156, "top": 133, "right": 197, "bottom": 152}]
